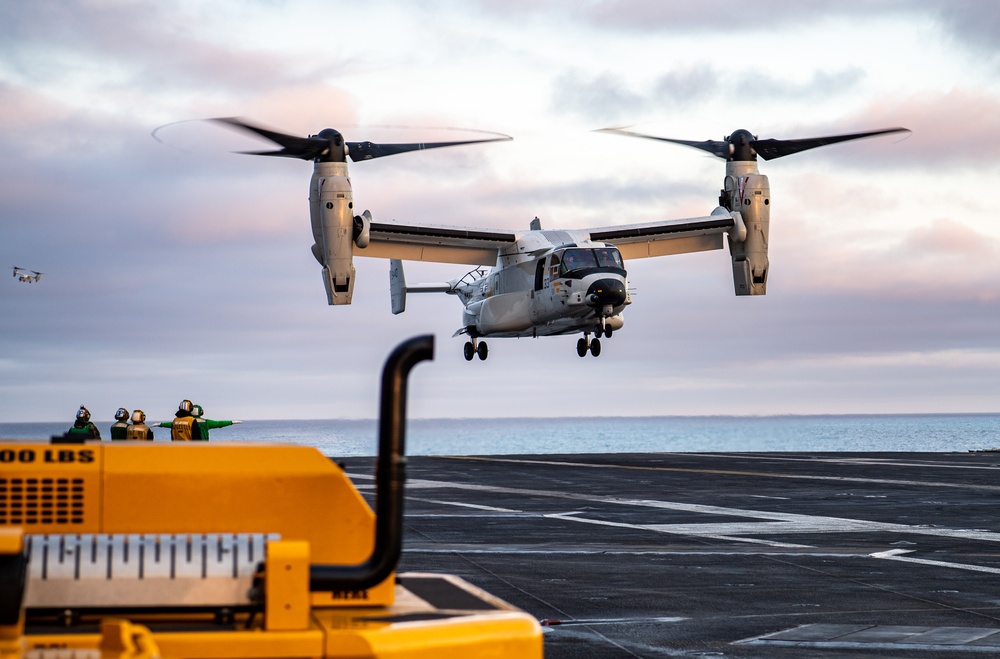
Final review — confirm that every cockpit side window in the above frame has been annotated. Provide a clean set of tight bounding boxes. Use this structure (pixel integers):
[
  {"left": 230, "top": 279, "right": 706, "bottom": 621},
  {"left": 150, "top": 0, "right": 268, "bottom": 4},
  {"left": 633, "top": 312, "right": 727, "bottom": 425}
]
[{"left": 549, "top": 253, "right": 561, "bottom": 278}]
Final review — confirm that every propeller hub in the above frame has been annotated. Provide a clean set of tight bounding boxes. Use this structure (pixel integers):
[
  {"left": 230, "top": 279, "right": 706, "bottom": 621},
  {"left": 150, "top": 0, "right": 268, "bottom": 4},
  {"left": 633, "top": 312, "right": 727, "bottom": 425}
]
[
  {"left": 727, "top": 129, "right": 757, "bottom": 162},
  {"left": 316, "top": 128, "right": 343, "bottom": 144}
]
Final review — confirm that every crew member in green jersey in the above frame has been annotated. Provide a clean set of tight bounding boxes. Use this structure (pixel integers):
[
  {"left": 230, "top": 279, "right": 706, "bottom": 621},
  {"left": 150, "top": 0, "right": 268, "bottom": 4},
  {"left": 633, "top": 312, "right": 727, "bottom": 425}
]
[
  {"left": 110, "top": 408, "right": 130, "bottom": 440},
  {"left": 191, "top": 404, "right": 242, "bottom": 440},
  {"left": 67, "top": 405, "right": 101, "bottom": 439}
]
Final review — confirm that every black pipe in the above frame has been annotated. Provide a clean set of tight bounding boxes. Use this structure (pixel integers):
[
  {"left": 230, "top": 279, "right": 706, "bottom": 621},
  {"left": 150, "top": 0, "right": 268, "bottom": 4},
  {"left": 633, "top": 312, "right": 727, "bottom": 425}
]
[{"left": 309, "top": 334, "right": 434, "bottom": 592}]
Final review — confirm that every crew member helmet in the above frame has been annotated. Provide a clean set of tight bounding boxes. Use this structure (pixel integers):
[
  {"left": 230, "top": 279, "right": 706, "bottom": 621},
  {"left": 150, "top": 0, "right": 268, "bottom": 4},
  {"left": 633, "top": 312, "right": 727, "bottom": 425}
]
[
  {"left": 192, "top": 404, "right": 203, "bottom": 418},
  {"left": 76, "top": 406, "right": 90, "bottom": 422},
  {"left": 178, "top": 399, "right": 193, "bottom": 414},
  {"left": 131, "top": 410, "right": 146, "bottom": 424},
  {"left": 115, "top": 408, "right": 129, "bottom": 422}
]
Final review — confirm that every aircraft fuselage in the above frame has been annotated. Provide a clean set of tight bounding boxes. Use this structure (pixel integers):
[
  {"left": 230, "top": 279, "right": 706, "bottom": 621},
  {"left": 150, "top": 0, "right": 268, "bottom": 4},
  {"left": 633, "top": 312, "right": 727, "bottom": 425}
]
[{"left": 457, "top": 238, "right": 630, "bottom": 338}]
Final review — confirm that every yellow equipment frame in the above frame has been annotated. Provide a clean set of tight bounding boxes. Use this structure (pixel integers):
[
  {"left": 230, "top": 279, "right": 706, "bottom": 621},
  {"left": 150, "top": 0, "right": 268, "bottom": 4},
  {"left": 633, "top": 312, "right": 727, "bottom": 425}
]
[{"left": 0, "top": 336, "right": 542, "bottom": 658}]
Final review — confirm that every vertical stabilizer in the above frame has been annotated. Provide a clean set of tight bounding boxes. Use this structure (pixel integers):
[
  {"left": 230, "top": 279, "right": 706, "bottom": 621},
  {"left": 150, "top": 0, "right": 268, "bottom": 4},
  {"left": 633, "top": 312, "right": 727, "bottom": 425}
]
[{"left": 390, "top": 259, "right": 406, "bottom": 315}]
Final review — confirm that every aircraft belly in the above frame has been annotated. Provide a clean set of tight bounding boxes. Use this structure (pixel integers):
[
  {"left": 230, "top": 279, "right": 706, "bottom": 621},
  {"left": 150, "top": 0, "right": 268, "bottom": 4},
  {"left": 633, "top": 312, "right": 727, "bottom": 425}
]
[{"left": 478, "top": 292, "right": 534, "bottom": 334}]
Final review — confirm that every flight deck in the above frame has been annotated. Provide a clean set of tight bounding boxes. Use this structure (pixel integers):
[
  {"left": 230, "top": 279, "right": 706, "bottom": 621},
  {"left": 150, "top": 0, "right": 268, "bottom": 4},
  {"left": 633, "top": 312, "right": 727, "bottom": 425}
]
[{"left": 347, "top": 451, "right": 1000, "bottom": 658}]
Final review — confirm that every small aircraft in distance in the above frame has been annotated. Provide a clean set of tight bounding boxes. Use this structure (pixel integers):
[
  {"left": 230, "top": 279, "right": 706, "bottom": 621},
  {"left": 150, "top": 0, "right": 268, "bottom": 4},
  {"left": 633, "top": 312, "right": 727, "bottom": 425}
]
[
  {"left": 210, "top": 118, "right": 908, "bottom": 361},
  {"left": 12, "top": 266, "right": 43, "bottom": 283}
]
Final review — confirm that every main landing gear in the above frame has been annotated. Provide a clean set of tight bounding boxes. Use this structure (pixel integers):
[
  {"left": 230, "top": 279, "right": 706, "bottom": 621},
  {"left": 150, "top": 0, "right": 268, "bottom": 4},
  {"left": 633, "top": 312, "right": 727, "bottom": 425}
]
[
  {"left": 464, "top": 338, "right": 488, "bottom": 361},
  {"left": 577, "top": 322, "right": 614, "bottom": 357},
  {"left": 576, "top": 333, "right": 602, "bottom": 357}
]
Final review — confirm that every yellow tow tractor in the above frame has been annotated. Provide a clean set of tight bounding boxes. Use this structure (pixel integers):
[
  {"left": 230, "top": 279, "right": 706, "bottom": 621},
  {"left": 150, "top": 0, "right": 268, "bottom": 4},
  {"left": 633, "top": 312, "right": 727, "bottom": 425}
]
[{"left": 0, "top": 336, "right": 542, "bottom": 658}]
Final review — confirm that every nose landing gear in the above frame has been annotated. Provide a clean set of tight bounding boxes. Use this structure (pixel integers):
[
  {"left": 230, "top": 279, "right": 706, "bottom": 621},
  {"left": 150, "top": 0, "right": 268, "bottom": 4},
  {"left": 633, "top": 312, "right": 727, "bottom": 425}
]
[
  {"left": 464, "top": 338, "right": 489, "bottom": 361},
  {"left": 594, "top": 311, "right": 615, "bottom": 339}
]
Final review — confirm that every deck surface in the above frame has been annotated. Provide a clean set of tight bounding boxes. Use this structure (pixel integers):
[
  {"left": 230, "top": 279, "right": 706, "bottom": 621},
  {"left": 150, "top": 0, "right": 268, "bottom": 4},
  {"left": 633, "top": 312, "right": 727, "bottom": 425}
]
[{"left": 346, "top": 451, "right": 1000, "bottom": 658}]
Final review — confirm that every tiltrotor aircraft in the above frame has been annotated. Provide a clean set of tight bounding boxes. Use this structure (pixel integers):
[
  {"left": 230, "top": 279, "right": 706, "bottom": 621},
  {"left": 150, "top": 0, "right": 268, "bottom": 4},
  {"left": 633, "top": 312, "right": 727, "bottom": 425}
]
[
  {"left": 215, "top": 118, "right": 907, "bottom": 361},
  {"left": 11, "top": 266, "right": 42, "bottom": 283}
]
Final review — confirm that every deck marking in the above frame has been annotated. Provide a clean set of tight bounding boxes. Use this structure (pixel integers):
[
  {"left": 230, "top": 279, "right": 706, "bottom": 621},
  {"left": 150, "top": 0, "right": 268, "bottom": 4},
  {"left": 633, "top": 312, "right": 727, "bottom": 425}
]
[
  {"left": 740, "top": 623, "right": 1000, "bottom": 652},
  {"left": 542, "top": 615, "right": 687, "bottom": 626},
  {"left": 406, "top": 497, "right": 522, "bottom": 513},
  {"left": 352, "top": 471, "right": 1000, "bottom": 548},
  {"left": 871, "top": 549, "right": 1000, "bottom": 574},
  {"left": 447, "top": 456, "right": 1000, "bottom": 492},
  {"left": 545, "top": 512, "right": 811, "bottom": 547},
  {"left": 406, "top": 547, "right": 865, "bottom": 557},
  {"left": 683, "top": 453, "right": 1000, "bottom": 472}
]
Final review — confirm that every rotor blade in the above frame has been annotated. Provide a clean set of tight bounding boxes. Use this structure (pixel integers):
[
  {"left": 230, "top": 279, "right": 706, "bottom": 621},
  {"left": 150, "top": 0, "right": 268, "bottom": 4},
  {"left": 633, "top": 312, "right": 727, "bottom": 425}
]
[
  {"left": 211, "top": 117, "right": 330, "bottom": 160},
  {"left": 752, "top": 127, "right": 910, "bottom": 161},
  {"left": 346, "top": 135, "right": 512, "bottom": 162},
  {"left": 595, "top": 128, "right": 732, "bottom": 159}
]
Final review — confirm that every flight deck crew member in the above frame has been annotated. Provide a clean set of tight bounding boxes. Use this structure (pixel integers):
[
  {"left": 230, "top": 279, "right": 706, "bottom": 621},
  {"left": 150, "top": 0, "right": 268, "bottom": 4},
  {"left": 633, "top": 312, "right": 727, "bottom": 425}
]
[
  {"left": 110, "top": 408, "right": 131, "bottom": 440},
  {"left": 191, "top": 404, "right": 242, "bottom": 440},
  {"left": 67, "top": 405, "right": 101, "bottom": 439},
  {"left": 158, "top": 399, "right": 198, "bottom": 441},
  {"left": 125, "top": 409, "right": 154, "bottom": 440}
]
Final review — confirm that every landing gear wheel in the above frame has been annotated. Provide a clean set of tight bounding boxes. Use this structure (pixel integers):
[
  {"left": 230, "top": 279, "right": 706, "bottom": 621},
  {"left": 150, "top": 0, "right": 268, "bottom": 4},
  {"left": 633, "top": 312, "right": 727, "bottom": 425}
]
[
  {"left": 477, "top": 341, "right": 489, "bottom": 361},
  {"left": 604, "top": 327, "right": 613, "bottom": 339},
  {"left": 576, "top": 338, "right": 588, "bottom": 357},
  {"left": 464, "top": 342, "right": 475, "bottom": 361},
  {"left": 590, "top": 338, "right": 602, "bottom": 357},
  {"left": 594, "top": 327, "right": 604, "bottom": 339}
]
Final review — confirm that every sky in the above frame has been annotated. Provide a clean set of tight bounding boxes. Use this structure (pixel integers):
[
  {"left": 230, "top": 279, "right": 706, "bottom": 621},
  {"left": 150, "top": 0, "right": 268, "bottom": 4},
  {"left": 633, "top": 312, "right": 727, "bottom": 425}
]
[{"left": 2, "top": 0, "right": 999, "bottom": 422}]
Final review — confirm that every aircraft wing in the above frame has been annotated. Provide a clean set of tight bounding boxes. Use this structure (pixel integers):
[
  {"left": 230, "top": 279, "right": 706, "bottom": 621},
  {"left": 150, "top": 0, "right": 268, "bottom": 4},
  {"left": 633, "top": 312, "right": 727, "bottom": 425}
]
[
  {"left": 586, "top": 212, "right": 737, "bottom": 260},
  {"left": 360, "top": 219, "right": 518, "bottom": 266}
]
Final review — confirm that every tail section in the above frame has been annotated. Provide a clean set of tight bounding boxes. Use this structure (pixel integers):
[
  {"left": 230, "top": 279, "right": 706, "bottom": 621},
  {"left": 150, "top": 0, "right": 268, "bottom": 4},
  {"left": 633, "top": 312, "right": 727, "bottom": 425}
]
[{"left": 388, "top": 260, "right": 455, "bottom": 314}]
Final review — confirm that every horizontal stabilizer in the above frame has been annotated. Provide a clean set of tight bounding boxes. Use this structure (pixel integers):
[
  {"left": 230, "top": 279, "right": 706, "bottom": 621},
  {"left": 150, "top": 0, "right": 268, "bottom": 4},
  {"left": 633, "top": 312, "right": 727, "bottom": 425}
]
[{"left": 408, "top": 283, "right": 454, "bottom": 293}]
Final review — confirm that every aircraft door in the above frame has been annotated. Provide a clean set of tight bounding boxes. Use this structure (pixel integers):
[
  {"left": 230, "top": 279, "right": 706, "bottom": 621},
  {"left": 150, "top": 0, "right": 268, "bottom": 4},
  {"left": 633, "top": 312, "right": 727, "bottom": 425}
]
[{"left": 534, "top": 259, "right": 545, "bottom": 291}]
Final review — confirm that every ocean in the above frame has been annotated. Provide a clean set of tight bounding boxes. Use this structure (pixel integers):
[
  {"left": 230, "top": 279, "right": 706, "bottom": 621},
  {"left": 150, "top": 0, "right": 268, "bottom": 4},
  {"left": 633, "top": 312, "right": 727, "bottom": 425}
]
[{"left": 2, "top": 414, "right": 999, "bottom": 455}]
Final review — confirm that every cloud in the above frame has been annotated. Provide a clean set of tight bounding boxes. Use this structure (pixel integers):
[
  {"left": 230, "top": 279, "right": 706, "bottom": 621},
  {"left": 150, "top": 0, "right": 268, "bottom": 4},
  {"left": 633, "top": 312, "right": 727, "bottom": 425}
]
[
  {"left": 574, "top": 0, "right": 913, "bottom": 32},
  {"left": 835, "top": 89, "right": 1000, "bottom": 167},
  {"left": 903, "top": 218, "right": 996, "bottom": 257},
  {"left": 2, "top": 0, "right": 998, "bottom": 423},
  {"left": 551, "top": 65, "right": 867, "bottom": 124},
  {"left": 914, "top": 0, "right": 1000, "bottom": 64}
]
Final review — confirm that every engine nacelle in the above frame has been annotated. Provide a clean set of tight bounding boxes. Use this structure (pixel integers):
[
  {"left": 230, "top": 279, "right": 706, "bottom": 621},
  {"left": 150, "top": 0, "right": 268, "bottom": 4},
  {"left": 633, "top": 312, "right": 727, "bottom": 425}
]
[
  {"left": 310, "top": 162, "right": 356, "bottom": 305},
  {"left": 722, "top": 164, "right": 770, "bottom": 296}
]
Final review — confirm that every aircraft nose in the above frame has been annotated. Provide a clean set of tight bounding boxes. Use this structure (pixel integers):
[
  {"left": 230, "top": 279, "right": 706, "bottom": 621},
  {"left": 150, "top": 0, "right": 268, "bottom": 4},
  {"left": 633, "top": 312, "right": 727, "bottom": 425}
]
[{"left": 586, "top": 278, "right": 626, "bottom": 307}]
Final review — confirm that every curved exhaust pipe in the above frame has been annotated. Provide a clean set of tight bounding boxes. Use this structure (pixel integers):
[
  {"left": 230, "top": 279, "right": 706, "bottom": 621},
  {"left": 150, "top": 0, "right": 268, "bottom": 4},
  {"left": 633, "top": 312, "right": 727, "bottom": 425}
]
[{"left": 309, "top": 334, "right": 434, "bottom": 592}]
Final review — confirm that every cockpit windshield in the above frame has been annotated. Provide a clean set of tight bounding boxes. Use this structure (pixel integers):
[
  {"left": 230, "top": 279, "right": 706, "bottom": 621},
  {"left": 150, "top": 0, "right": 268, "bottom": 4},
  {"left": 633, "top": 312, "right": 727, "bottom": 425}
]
[
  {"left": 594, "top": 247, "right": 624, "bottom": 268},
  {"left": 558, "top": 247, "right": 626, "bottom": 278}
]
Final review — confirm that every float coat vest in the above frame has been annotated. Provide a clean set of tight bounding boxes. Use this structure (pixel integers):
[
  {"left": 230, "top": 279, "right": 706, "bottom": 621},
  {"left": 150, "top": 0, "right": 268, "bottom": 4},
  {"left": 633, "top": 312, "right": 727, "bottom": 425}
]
[
  {"left": 110, "top": 421, "right": 129, "bottom": 440},
  {"left": 171, "top": 416, "right": 196, "bottom": 441},
  {"left": 126, "top": 423, "right": 153, "bottom": 441}
]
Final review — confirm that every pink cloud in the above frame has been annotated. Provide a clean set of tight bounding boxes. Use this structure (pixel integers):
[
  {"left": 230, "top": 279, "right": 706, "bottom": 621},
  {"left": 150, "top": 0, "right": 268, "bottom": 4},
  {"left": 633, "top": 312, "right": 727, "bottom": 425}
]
[
  {"left": 845, "top": 89, "right": 1000, "bottom": 165},
  {"left": 903, "top": 218, "right": 995, "bottom": 256}
]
